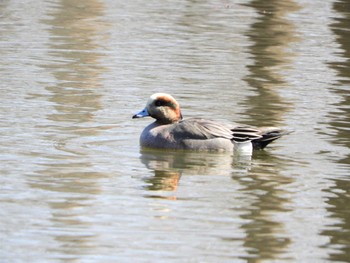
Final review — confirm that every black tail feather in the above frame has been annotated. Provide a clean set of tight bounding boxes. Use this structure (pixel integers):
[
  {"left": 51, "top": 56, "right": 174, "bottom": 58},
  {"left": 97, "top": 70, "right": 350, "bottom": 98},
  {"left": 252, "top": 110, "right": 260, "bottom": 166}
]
[{"left": 252, "top": 128, "right": 292, "bottom": 150}]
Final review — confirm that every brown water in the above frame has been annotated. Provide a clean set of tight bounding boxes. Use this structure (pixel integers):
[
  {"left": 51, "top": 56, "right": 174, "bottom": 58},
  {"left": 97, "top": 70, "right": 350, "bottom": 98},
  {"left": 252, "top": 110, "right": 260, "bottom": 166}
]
[{"left": 1, "top": 0, "right": 349, "bottom": 262}]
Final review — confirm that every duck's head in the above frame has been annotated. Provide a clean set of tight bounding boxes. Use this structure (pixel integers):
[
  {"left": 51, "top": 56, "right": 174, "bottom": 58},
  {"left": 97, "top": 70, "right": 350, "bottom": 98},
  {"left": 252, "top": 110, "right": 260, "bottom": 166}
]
[{"left": 132, "top": 93, "right": 183, "bottom": 124}]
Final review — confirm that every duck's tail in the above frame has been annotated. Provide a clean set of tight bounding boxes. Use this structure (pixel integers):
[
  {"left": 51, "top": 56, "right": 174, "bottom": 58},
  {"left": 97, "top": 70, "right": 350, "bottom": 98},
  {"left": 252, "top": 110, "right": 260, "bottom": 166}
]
[{"left": 252, "top": 127, "right": 292, "bottom": 150}]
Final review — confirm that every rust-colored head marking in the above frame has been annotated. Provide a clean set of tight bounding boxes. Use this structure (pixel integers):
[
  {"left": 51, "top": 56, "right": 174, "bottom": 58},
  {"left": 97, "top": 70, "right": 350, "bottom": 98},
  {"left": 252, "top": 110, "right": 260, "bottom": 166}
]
[{"left": 147, "top": 93, "right": 182, "bottom": 124}]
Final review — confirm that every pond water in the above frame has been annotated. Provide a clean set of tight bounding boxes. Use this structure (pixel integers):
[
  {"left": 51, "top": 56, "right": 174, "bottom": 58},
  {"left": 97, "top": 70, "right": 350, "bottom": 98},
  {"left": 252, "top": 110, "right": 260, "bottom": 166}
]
[{"left": 1, "top": 0, "right": 349, "bottom": 262}]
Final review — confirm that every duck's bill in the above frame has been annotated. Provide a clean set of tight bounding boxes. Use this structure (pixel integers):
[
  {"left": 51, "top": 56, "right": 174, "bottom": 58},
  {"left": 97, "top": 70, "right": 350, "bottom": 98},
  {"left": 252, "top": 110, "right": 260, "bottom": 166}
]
[{"left": 132, "top": 108, "right": 149, "bottom": 119}]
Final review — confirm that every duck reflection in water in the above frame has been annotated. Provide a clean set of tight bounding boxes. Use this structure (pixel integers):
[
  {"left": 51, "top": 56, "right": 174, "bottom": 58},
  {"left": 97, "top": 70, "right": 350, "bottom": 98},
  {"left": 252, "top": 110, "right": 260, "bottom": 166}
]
[{"left": 139, "top": 148, "right": 252, "bottom": 196}]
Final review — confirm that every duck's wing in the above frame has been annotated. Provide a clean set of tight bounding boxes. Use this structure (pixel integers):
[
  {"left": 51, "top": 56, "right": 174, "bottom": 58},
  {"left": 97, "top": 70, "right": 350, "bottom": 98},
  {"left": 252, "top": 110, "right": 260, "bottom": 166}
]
[
  {"left": 173, "top": 118, "right": 261, "bottom": 142},
  {"left": 171, "top": 118, "right": 232, "bottom": 140},
  {"left": 231, "top": 126, "right": 262, "bottom": 142}
]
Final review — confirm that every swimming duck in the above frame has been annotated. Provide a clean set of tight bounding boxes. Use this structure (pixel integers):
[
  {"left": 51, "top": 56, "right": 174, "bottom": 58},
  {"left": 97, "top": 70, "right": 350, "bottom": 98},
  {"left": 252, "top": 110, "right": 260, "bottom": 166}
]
[{"left": 133, "top": 93, "right": 290, "bottom": 154}]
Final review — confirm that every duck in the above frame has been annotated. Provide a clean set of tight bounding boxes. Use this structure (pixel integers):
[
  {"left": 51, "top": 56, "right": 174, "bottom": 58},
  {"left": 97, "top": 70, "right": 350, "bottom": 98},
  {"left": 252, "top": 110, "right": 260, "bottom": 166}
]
[{"left": 132, "top": 93, "right": 291, "bottom": 154}]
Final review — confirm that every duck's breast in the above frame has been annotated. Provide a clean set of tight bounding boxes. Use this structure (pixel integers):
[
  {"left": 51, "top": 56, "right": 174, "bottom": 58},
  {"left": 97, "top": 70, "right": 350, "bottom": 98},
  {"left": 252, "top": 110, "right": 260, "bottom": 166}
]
[{"left": 140, "top": 122, "right": 178, "bottom": 149}]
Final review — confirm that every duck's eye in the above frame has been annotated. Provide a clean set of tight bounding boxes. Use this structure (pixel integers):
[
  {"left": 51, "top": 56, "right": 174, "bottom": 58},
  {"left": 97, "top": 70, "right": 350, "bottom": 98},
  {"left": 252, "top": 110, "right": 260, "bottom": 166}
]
[{"left": 155, "top": 100, "right": 166, "bottom": 107}]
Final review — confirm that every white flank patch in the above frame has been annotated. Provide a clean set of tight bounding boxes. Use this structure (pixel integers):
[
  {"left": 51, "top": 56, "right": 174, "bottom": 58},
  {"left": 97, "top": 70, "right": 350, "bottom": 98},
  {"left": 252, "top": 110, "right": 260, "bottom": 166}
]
[{"left": 234, "top": 141, "right": 253, "bottom": 156}]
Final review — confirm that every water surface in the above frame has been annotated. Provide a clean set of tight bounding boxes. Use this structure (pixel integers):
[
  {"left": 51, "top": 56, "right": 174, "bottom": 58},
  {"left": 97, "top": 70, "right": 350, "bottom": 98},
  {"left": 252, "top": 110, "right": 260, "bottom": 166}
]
[{"left": 1, "top": 0, "right": 349, "bottom": 262}]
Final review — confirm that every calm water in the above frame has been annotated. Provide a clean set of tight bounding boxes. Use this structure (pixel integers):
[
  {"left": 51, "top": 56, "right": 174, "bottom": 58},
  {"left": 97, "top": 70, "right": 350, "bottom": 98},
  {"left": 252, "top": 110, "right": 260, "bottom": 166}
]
[{"left": 1, "top": 0, "right": 349, "bottom": 262}]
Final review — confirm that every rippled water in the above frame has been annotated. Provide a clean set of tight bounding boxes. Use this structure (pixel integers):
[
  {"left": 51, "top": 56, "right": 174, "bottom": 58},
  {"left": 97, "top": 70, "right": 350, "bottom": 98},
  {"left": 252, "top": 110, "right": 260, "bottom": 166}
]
[{"left": 1, "top": 0, "right": 349, "bottom": 262}]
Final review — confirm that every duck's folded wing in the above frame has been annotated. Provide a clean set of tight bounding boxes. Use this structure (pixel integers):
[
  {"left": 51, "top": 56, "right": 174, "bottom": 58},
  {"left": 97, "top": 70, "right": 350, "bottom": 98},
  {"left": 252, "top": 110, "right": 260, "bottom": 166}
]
[
  {"left": 172, "top": 118, "right": 232, "bottom": 140},
  {"left": 231, "top": 126, "right": 262, "bottom": 142},
  {"left": 173, "top": 118, "right": 261, "bottom": 142}
]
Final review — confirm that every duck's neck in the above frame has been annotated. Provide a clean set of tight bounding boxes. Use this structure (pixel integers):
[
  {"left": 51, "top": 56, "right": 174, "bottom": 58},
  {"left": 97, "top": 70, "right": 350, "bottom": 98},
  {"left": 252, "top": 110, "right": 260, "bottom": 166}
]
[
  {"left": 155, "top": 119, "right": 179, "bottom": 125},
  {"left": 157, "top": 110, "right": 182, "bottom": 125}
]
